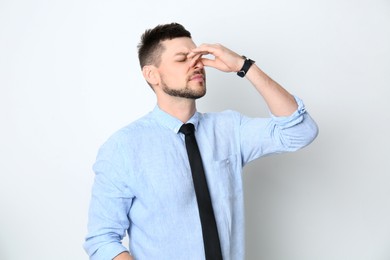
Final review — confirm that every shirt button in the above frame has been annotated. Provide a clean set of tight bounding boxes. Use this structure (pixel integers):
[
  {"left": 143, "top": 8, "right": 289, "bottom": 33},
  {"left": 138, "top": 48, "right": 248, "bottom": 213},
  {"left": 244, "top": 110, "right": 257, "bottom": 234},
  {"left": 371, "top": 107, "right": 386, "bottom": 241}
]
[{"left": 226, "top": 159, "right": 230, "bottom": 164}]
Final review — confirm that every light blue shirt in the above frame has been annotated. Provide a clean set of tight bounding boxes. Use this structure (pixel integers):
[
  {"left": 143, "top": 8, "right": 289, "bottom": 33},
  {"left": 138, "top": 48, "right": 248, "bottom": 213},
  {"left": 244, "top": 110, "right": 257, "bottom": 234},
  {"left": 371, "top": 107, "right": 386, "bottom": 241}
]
[{"left": 84, "top": 97, "right": 318, "bottom": 260}]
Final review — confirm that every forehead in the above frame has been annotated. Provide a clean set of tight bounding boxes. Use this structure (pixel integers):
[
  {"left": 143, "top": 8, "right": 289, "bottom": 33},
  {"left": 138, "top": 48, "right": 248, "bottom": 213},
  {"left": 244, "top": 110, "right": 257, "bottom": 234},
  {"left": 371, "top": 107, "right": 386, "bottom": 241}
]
[{"left": 161, "top": 37, "right": 196, "bottom": 56}]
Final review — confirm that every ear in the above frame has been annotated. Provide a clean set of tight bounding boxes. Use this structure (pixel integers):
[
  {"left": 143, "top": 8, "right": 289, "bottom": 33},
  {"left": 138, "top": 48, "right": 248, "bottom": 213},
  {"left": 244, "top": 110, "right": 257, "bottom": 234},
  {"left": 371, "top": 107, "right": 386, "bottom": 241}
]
[{"left": 142, "top": 65, "right": 159, "bottom": 86}]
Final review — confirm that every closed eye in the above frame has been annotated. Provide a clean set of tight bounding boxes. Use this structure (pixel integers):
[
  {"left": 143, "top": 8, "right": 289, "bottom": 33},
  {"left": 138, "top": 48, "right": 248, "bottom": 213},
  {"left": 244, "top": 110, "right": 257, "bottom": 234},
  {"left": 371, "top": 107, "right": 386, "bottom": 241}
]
[{"left": 175, "top": 52, "right": 189, "bottom": 62}]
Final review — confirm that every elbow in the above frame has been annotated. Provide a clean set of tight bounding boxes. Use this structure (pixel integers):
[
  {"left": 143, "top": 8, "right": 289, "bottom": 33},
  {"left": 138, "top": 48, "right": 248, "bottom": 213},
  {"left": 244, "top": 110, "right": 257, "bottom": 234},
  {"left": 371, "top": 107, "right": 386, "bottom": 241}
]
[
  {"left": 293, "top": 114, "right": 319, "bottom": 150},
  {"left": 303, "top": 118, "right": 319, "bottom": 147},
  {"left": 278, "top": 113, "right": 319, "bottom": 152}
]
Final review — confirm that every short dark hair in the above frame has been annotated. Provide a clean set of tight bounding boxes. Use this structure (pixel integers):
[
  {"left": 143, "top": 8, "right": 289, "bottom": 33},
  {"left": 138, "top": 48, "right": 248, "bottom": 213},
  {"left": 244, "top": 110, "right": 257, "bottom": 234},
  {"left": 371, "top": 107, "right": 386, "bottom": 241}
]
[{"left": 137, "top": 23, "right": 191, "bottom": 68}]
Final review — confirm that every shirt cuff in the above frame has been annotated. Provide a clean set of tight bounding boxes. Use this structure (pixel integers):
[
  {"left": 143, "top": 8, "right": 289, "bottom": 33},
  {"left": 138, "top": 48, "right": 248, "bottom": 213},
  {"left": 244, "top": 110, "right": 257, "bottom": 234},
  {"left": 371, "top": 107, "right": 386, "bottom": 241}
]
[
  {"left": 270, "top": 96, "right": 306, "bottom": 129},
  {"left": 90, "top": 242, "right": 129, "bottom": 260}
]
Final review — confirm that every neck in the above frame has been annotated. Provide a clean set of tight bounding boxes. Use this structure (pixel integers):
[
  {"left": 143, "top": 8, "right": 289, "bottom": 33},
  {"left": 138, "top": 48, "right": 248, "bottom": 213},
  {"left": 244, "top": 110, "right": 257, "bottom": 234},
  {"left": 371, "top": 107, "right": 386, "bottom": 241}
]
[{"left": 157, "top": 96, "right": 197, "bottom": 123}]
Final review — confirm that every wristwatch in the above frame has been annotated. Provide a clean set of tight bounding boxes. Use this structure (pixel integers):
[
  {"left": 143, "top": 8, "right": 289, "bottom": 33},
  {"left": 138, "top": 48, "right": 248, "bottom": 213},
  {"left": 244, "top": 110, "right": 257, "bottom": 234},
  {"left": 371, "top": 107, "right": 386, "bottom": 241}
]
[{"left": 237, "top": 56, "right": 255, "bottom": 78}]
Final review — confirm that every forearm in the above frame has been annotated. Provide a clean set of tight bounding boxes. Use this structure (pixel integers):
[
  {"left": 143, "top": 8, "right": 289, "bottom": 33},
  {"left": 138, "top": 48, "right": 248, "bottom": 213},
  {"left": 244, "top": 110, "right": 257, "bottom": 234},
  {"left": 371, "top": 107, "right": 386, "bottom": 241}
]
[
  {"left": 113, "top": 252, "right": 134, "bottom": 260},
  {"left": 189, "top": 43, "right": 300, "bottom": 116},
  {"left": 245, "top": 63, "right": 297, "bottom": 117}
]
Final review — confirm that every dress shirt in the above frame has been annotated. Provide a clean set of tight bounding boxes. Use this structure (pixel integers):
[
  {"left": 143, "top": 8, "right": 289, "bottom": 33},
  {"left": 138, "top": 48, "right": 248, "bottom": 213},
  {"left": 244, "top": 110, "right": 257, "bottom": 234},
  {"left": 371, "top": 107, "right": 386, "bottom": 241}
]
[{"left": 84, "top": 96, "right": 318, "bottom": 260}]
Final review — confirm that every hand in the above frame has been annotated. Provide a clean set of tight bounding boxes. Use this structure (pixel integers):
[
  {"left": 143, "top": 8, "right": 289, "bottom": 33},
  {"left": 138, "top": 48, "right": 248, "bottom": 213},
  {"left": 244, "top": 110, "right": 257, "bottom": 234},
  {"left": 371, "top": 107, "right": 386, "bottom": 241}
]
[
  {"left": 188, "top": 43, "right": 244, "bottom": 72},
  {"left": 113, "top": 251, "right": 134, "bottom": 260}
]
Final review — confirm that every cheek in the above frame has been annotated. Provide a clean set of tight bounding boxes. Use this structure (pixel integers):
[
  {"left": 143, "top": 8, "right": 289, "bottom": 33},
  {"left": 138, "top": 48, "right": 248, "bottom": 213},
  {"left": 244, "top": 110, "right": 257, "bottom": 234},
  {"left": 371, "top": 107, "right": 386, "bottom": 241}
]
[{"left": 163, "top": 69, "right": 187, "bottom": 83}]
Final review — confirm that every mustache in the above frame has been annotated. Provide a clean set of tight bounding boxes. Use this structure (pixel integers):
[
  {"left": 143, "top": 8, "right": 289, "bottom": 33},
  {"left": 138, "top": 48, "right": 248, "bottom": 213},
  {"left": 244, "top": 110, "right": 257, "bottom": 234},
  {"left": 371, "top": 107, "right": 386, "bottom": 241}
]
[{"left": 190, "top": 69, "right": 205, "bottom": 77}]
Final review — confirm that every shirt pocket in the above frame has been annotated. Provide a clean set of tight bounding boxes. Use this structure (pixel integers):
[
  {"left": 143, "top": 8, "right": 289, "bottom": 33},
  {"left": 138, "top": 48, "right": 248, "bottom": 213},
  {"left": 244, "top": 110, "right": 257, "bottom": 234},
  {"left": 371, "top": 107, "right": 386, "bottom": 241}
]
[{"left": 212, "top": 154, "right": 242, "bottom": 198}]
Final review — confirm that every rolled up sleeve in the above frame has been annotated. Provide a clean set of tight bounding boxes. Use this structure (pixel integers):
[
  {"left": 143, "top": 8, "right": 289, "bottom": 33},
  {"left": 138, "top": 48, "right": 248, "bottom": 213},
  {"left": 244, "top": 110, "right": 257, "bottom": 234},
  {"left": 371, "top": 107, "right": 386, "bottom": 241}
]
[
  {"left": 84, "top": 135, "right": 134, "bottom": 259},
  {"left": 240, "top": 96, "right": 318, "bottom": 164}
]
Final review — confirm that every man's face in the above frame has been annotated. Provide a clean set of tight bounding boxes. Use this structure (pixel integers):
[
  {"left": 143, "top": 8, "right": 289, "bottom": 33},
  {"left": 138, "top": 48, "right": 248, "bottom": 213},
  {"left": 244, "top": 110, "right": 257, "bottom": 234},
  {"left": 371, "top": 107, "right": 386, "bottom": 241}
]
[{"left": 156, "top": 37, "right": 206, "bottom": 99}]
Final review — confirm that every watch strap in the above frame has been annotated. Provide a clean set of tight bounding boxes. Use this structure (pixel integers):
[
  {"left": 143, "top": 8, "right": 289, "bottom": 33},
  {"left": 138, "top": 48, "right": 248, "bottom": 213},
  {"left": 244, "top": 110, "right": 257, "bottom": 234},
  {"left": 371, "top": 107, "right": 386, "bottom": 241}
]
[{"left": 237, "top": 56, "right": 255, "bottom": 78}]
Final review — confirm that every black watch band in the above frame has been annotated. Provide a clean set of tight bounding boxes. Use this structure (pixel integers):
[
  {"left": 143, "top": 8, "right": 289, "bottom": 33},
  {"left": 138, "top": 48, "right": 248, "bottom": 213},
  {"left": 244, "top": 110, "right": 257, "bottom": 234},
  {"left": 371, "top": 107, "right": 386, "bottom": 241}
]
[{"left": 237, "top": 56, "right": 255, "bottom": 78}]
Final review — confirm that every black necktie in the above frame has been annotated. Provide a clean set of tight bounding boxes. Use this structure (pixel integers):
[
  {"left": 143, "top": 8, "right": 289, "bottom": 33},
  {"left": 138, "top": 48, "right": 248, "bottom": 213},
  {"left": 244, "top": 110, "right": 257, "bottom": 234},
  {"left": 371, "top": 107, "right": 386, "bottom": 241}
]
[{"left": 179, "top": 123, "right": 223, "bottom": 260}]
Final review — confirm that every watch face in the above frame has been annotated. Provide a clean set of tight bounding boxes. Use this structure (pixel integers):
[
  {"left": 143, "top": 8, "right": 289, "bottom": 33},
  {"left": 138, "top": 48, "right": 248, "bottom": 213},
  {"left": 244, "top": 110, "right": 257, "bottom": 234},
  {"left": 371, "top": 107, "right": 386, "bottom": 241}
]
[{"left": 237, "top": 71, "right": 245, "bottom": 77}]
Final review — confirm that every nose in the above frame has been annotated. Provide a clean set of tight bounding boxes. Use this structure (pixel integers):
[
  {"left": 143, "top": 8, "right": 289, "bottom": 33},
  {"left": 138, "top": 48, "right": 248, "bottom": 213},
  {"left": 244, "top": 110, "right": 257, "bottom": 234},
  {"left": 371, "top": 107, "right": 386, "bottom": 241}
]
[{"left": 190, "top": 55, "right": 204, "bottom": 69}]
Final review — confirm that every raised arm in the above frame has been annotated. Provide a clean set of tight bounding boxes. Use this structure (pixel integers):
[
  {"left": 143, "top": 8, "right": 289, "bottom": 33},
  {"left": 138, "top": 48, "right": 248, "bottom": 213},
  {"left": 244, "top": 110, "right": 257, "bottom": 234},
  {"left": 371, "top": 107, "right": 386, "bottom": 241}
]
[{"left": 188, "top": 43, "right": 297, "bottom": 116}]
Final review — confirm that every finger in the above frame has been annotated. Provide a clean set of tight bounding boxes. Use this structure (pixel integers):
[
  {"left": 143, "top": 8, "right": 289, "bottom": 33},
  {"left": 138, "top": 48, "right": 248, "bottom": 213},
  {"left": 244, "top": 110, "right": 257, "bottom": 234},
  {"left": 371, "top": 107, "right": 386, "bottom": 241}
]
[
  {"left": 188, "top": 50, "right": 209, "bottom": 59},
  {"left": 188, "top": 53, "right": 203, "bottom": 67},
  {"left": 190, "top": 43, "right": 220, "bottom": 56},
  {"left": 200, "top": 57, "right": 231, "bottom": 72},
  {"left": 199, "top": 57, "right": 215, "bottom": 68}
]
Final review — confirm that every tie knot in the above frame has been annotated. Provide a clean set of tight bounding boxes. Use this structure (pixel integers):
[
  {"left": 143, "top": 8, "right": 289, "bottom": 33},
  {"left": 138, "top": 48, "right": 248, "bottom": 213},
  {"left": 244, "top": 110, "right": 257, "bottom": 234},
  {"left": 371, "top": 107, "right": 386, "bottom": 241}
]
[{"left": 179, "top": 123, "right": 195, "bottom": 135}]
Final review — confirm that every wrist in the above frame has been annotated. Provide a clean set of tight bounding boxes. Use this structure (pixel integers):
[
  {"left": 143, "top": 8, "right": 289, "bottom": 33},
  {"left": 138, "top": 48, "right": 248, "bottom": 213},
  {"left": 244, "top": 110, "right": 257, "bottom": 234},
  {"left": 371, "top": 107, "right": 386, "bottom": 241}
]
[
  {"left": 236, "top": 56, "right": 246, "bottom": 72},
  {"left": 237, "top": 56, "right": 255, "bottom": 78}
]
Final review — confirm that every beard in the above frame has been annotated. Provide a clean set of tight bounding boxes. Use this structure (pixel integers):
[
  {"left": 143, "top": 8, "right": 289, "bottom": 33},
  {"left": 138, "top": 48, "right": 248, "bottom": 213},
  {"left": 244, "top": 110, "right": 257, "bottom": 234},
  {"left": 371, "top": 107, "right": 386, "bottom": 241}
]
[{"left": 161, "top": 73, "right": 206, "bottom": 100}]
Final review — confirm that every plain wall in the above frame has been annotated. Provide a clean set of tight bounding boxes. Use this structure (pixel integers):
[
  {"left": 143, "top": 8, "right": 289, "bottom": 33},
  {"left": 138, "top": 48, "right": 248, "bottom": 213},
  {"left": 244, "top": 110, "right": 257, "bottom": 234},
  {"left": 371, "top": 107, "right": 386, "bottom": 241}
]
[{"left": 1, "top": 0, "right": 389, "bottom": 259}]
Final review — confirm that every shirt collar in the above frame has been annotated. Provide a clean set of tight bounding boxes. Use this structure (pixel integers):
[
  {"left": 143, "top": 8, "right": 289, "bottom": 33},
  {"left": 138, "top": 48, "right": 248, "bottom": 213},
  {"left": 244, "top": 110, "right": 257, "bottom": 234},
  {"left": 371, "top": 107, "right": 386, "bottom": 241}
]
[{"left": 151, "top": 105, "right": 201, "bottom": 134}]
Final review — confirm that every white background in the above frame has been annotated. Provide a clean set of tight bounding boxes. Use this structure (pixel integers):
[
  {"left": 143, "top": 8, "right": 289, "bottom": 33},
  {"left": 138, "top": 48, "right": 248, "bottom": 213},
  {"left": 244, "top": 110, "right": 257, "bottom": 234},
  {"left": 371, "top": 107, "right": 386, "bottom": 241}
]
[{"left": 1, "top": 0, "right": 389, "bottom": 259}]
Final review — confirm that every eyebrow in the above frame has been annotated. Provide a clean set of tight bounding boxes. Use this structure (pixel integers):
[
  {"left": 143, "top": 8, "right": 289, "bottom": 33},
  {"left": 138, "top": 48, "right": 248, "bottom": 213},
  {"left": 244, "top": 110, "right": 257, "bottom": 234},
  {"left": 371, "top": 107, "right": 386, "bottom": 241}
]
[{"left": 174, "top": 52, "right": 189, "bottom": 57}]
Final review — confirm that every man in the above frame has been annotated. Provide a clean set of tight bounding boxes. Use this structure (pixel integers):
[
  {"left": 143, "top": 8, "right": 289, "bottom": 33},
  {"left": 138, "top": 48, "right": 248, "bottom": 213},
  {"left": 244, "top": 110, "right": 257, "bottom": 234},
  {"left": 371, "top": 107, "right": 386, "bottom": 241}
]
[{"left": 84, "top": 23, "right": 318, "bottom": 260}]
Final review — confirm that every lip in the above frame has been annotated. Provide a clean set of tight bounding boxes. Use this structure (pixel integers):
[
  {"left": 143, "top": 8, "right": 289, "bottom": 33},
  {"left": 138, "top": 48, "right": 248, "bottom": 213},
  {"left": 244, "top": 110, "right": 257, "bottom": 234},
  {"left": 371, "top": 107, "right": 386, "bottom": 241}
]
[{"left": 190, "top": 74, "right": 204, "bottom": 81}]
